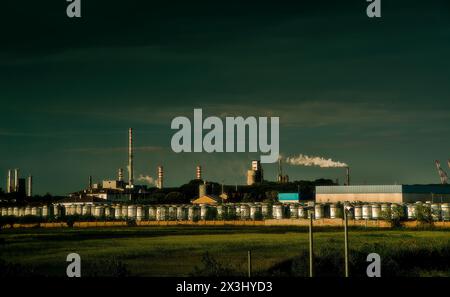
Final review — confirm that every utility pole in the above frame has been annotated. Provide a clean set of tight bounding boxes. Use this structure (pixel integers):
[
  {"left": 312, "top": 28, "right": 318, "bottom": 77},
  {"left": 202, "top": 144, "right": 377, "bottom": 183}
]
[
  {"left": 308, "top": 208, "right": 314, "bottom": 277},
  {"left": 344, "top": 204, "right": 353, "bottom": 277},
  {"left": 247, "top": 250, "right": 252, "bottom": 278}
]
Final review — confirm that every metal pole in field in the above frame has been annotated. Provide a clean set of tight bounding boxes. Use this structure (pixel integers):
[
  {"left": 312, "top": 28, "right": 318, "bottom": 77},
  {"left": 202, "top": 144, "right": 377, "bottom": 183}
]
[
  {"left": 247, "top": 250, "right": 252, "bottom": 278},
  {"left": 344, "top": 208, "right": 349, "bottom": 277},
  {"left": 309, "top": 210, "right": 314, "bottom": 277}
]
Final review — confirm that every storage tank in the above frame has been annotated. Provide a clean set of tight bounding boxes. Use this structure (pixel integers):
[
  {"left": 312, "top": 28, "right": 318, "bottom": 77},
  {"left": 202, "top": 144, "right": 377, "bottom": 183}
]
[
  {"left": 31, "top": 207, "right": 37, "bottom": 216},
  {"left": 235, "top": 204, "right": 241, "bottom": 218},
  {"left": 200, "top": 204, "right": 209, "bottom": 220},
  {"left": 75, "top": 204, "right": 82, "bottom": 215},
  {"left": 273, "top": 204, "right": 283, "bottom": 220},
  {"left": 127, "top": 205, "right": 137, "bottom": 219},
  {"left": 13, "top": 207, "right": 19, "bottom": 217},
  {"left": 136, "top": 206, "right": 143, "bottom": 221},
  {"left": 25, "top": 206, "right": 32, "bottom": 216},
  {"left": 168, "top": 205, "right": 177, "bottom": 221},
  {"left": 187, "top": 205, "right": 196, "bottom": 221},
  {"left": 41, "top": 205, "right": 48, "bottom": 217},
  {"left": 53, "top": 205, "right": 61, "bottom": 218},
  {"left": 96, "top": 206, "right": 105, "bottom": 218},
  {"left": 121, "top": 205, "right": 128, "bottom": 219},
  {"left": 441, "top": 203, "right": 450, "bottom": 221},
  {"left": 1, "top": 207, "right": 7, "bottom": 216},
  {"left": 104, "top": 206, "right": 111, "bottom": 218},
  {"left": 380, "top": 203, "right": 390, "bottom": 219},
  {"left": 329, "top": 204, "right": 338, "bottom": 219},
  {"left": 390, "top": 204, "right": 403, "bottom": 220},
  {"left": 250, "top": 204, "right": 262, "bottom": 220},
  {"left": 7, "top": 207, "right": 13, "bottom": 216},
  {"left": 297, "top": 206, "right": 306, "bottom": 219},
  {"left": 114, "top": 205, "right": 122, "bottom": 219},
  {"left": 216, "top": 205, "right": 224, "bottom": 220},
  {"left": 431, "top": 203, "right": 441, "bottom": 221},
  {"left": 226, "top": 204, "right": 236, "bottom": 219},
  {"left": 354, "top": 205, "right": 362, "bottom": 220},
  {"left": 19, "top": 207, "right": 25, "bottom": 217},
  {"left": 157, "top": 205, "right": 168, "bottom": 221},
  {"left": 371, "top": 204, "right": 381, "bottom": 220},
  {"left": 240, "top": 204, "right": 250, "bottom": 220},
  {"left": 83, "top": 205, "right": 93, "bottom": 216},
  {"left": 261, "top": 203, "right": 272, "bottom": 219},
  {"left": 148, "top": 206, "right": 157, "bottom": 220},
  {"left": 289, "top": 204, "right": 299, "bottom": 219},
  {"left": 362, "top": 204, "right": 372, "bottom": 220},
  {"left": 406, "top": 204, "right": 417, "bottom": 220},
  {"left": 314, "top": 204, "right": 324, "bottom": 219}
]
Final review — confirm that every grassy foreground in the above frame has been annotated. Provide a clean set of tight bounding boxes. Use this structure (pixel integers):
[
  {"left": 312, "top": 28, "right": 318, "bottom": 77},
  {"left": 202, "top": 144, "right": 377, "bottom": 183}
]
[{"left": 0, "top": 226, "right": 449, "bottom": 277}]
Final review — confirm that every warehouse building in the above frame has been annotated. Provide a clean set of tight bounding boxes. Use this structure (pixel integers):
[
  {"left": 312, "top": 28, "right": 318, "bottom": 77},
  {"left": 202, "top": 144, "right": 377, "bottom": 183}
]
[{"left": 316, "top": 184, "right": 450, "bottom": 203}]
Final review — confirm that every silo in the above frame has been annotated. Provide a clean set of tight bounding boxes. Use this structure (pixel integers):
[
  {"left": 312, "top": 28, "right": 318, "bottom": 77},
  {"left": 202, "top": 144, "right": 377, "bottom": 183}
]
[
  {"left": 240, "top": 204, "right": 250, "bottom": 220},
  {"left": 13, "top": 207, "right": 19, "bottom": 217},
  {"left": 82, "top": 205, "right": 92, "bottom": 216},
  {"left": 127, "top": 205, "right": 137, "bottom": 220},
  {"left": 314, "top": 204, "right": 324, "bottom": 219},
  {"left": 289, "top": 204, "right": 299, "bottom": 219},
  {"left": 354, "top": 205, "right": 362, "bottom": 220},
  {"left": 362, "top": 205, "right": 372, "bottom": 220},
  {"left": 250, "top": 204, "right": 261, "bottom": 220},
  {"left": 25, "top": 206, "right": 31, "bottom": 216},
  {"left": 226, "top": 204, "right": 236, "bottom": 219},
  {"left": 406, "top": 204, "right": 417, "bottom": 220},
  {"left": 96, "top": 205, "right": 105, "bottom": 218},
  {"left": 104, "top": 206, "right": 111, "bottom": 218},
  {"left": 371, "top": 204, "right": 381, "bottom": 220},
  {"left": 7, "top": 207, "right": 13, "bottom": 216},
  {"left": 187, "top": 205, "right": 195, "bottom": 221},
  {"left": 0, "top": 207, "right": 5, "bottom": 216},
  {"left": 136, "top": 206, "right": 143, "bottom": 221},
  {"left": 441, "top": 203, "right": 450, "bottom": 221},
  {"left": 19, "top": 207, "right": 25, "bottom": 217},
  {"left": 273, "top": 204, "right": 283, "bottom": 220},
  {"left": 31, "top": 207, "right": 38, "bottom": 216},
  {"left": 235, "top": 204, "right": 242, "bottom": 218},
  {"left": 157, "top": 205, "right": 168, "bottom": 221},
  {"left": 148, "top": 206, "right": 157, "bottom": 220},
  {"left": 53, "top": 205, "right": 62, "bottom": 218},
  {"left": 431, "top": 203, "right": 441, "bottom": 221}
]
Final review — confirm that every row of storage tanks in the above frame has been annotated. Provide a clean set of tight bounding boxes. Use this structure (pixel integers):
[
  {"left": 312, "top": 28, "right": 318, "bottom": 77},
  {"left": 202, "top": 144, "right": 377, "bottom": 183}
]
[{"left": 1, "top": 201, "right": 450, "bottom": 221}]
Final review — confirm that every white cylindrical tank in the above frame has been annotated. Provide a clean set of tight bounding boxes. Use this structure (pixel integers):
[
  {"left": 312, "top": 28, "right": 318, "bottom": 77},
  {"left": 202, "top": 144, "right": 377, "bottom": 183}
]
[
  {"left": 289, "top": 204, "right": 299, "bottom": 219},
  {"left": 314, "top": 204, "right": 324, "bottom": 219},
  {"left": 168, "top": 206, "right": 177, "bottom": 221},
  {"left": 42, "top": 205, "right": 49, "bottom": 217},
  {"left": 273, "top": 204, "right": 283, "bottom": 220},
  {"left": 127, "top": 205, "right": 137, "bottom": 219},
  {"left": 7, "top": 207, "right": 13, "bottom": 216},
  {"left": 329, "top": 204, "right": 337, "bottom": 219},
  {"left": 148, "top": 206, "right": 157, "bottom": 220},
  {"left": 406, "top": 204, "right": 417, "bottom": 220},
  {"left": 1, "top": 207, "right": 7, "bottom": 216},
  {"left": 216, "top": 205, "right": 224, "bottom": 220},
  {"left": 31, "top": 206, "right": 37, "bottom": 216},
  {"left": 19, "top": 207, "right": 25, "bottom": 217},
  {"left": 53, "top": 205, "right": 61, "bottom": 218},
  {"left": 235, "top": 204, "right": 241, "bottom": 218},
  {"left": 200, "top": 204, "right": 209, "bottom": 220},
  {"left": 441, "top": 203, "right": 450, "bottom": 221},
  {"left": 298, "top": 206, "right": 306, "bottom": 219},
  {"left": 136, "top": 206, "right": 143, "bottom": 221},
  {"left": 25, "top": 206, "right": 32, "bottom": 216},
  {"left": 114, "top": 205, "right": 122, "bottom": 219},
  {"left": 371, "top": 204, "right": 381, "bottom": 220},
  {"left": 156, "top": 205, "right": 168, "bottom": 221},
  {"left": 13, "top": 207, "right": 19, "bottom": 217},
  {"left": 121, "top": 205, "right": 128, "bottom": 219},
  {"left": 362, "top": 204, "right": 372, "bottom": 220},
  {"left": 261, "top": 203, "right": 271, "bottom": 219},
  {"left": 431, "top": 203, "right": 441, "bottom": 221},
  {"left": 354, "top": 205, "right": 362, "bottom": 220},
  {"left": 390, "top": 204, "right": 402, "bottom": 220},
  {"left": 226, "top": 204, "right": 236, "bottom": 219},
  {"left": 104, "top": 206, "right": 111, "bottom": 218},
  {"left": 240, "top": 204, "right": 250, "bottom": 220},
  {"left": 380, "top": 203, "right": 390, "bottom": 219},
  {"left": 75, "top": 204, "right": 82, "bottom": 215},
  {"left": 188, "top": 206, "right": 196, "bottom": 221}
]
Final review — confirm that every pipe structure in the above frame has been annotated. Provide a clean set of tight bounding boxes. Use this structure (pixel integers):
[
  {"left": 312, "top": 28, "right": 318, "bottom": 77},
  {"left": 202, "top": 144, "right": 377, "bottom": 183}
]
[{"left": 128, "top": 128, "right": 134, "bottom": 187}]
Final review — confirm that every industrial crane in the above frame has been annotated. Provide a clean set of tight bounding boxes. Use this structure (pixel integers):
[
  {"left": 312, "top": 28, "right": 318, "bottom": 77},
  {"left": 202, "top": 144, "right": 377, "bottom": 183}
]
[{"left": 435, "top": 160, "right": 448, "bottom": 184}]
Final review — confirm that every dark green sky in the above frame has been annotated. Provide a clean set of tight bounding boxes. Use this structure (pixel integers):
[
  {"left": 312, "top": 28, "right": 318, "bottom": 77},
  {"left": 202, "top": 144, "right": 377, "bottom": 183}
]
[{"left": 1, "top": 0, "right": 450, "bottom": 195}]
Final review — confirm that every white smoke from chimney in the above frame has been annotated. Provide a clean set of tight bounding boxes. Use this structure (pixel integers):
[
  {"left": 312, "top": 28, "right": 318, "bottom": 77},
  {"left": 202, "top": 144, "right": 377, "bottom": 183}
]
[
  {"left": 137, "top": 174, "right": 155, "bottom": 185},
  {"left": 286, "top": 154, "right": 348, "bottom": 168}
]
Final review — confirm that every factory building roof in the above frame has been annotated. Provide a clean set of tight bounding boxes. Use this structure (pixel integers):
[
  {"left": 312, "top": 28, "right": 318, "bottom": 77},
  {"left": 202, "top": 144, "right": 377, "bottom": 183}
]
[
  {"left": 316, "top": 184, "right": 450, "bottom": 194},
  {"left": 191, "top": 195, "right": 221, "bottom": 205}
]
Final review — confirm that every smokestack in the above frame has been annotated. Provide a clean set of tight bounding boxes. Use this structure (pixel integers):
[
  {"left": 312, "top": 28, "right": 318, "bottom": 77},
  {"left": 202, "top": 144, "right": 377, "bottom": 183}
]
[
  {"left": 6, "top": 169, "right": 12, "bottom": 193},
  {"left": 13, "top": 169, "right": 19, "bottom": 192},
  {"left": 118, "top": 168, "right": 124, "bottom": 182},
  {"left": 196, "top": 165, "right": 202, "bottom": 180},
  {"left": 27, "top": 176, "right": 32, "bottom": 197},
  {"left": 157, "top": 166, "right": 163, "bottom": 189},
  {"left": 89, "top": 175, "right": 93, "bottom": 189},
  {"left": 128, "top": 128, "right": 134, "bottom": 187},
  {"left": 346, "top": 167, "right": 350, "bottom": 186}
]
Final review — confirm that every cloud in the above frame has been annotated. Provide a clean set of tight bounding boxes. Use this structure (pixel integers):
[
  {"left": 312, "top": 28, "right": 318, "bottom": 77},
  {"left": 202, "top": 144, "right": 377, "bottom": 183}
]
[{"left": 137, "top": 174, "right": 155, "bottom": 185}]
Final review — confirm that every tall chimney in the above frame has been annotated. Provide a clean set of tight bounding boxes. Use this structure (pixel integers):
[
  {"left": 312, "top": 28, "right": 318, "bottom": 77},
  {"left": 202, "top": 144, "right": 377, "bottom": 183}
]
[
  {"left": 6, "top": 169, "right": 12, "bottom": 193},
  {"left": 27, "top": 176, "right": 33, "bottom": 197},
  {"left": 157, "top": 166, "right": 163, "bottom": 189},
  {"left": 13, "top": 169, "right": 19, "bottom": 192},
  {"left": 118, "top": 168, "right": 124, "bottom": 182},
  {"left": 89, "top": 175, "right": 93, "bottom": 189},
  {"left": 346, "top": 167, "right": 350, "bottom": 186},
  {"left": 196, "top": 165, "right": 202, "bottom": 180},
  {"left": 128, "top": 128, "right": 134, "bottom": 187}
]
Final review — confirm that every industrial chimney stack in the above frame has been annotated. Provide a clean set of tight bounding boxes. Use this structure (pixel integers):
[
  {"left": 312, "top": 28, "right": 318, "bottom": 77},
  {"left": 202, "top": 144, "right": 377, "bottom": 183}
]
[
  {"left": 196, "top": 165, "right": 202, "bottom": 180},
  {"left": 13, "top": 169, "right": 19, "bottom": 192},
  {"left": 118, "top": 168, "right": 124, "bottom": 182},
  {"left": 27, "top": 176, "right": 33, "bottom": 197},
  {"left": 6, "top": 169, "right": 12, "bottom": 193},
  {"left": 345, "top": 167, "right": 350, "bottom": 186},
  {"left": 157, "top": 166, "right": 164, "bottom": 189},
  {"left": 128, "top": 128, "right": 134, "bottom": 187}
]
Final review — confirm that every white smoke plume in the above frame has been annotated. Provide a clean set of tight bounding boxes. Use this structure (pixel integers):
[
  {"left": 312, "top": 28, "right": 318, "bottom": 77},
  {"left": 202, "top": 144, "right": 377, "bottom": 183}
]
[
  {"left": 137, "top": 174, "right": 155, "bottom": 185},
  {"left": 285, "top": 154, "right": 348, "bottom": 168}
]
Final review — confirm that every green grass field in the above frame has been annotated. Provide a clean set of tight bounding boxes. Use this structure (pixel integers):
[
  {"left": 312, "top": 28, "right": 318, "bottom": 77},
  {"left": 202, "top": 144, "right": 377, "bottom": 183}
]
[{"left": 0, "top": 226, "right": 449, "bottom": 277}]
